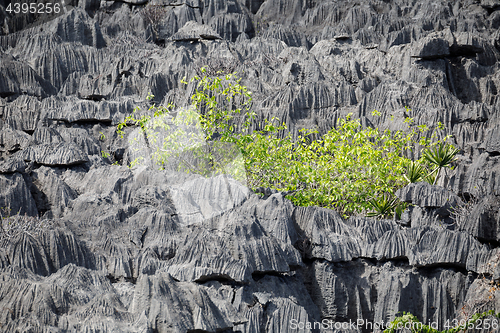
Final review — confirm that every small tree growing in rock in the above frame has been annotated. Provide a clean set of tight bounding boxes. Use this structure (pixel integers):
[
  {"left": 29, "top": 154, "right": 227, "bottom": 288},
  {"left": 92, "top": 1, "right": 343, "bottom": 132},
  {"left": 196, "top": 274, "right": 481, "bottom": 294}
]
[{"left": 118, "top": 69, "right": 459, "bottom": 219}]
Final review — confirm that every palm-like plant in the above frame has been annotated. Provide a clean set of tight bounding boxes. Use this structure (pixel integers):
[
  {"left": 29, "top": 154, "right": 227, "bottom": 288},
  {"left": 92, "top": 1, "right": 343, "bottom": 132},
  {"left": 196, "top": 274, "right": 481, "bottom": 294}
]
[
  {"left": 404, "top": 160, "right": 426, "bottom": 183},
  {"left": 366, "top": 193, "right": 400, "bottom": 219},
  {"left": 422, "top": 143, "right": 460, "bottom": 185}
]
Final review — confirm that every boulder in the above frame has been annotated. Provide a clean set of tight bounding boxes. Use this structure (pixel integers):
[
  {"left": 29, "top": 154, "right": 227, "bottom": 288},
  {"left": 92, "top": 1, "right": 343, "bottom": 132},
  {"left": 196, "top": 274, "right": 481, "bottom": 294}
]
[
  {"left": 411, "top": 33, "right": 451, "bottom": 59},
  {"left": 396, "top": 182, "right": 463, "bottom": 217},
  {"left": 169, "top": 20, "right": 222, "bottom": 42},
  {"left": 15, "top": 142, "right": 89, "bottom": 166}
]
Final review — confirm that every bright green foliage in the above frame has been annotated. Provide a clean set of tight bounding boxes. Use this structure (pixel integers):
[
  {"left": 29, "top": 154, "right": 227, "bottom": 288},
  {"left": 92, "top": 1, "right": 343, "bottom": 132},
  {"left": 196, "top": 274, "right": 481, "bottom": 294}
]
[
  {"left": 183, "top": 69, "right": 255, "bottom": 142},
  {"left": 404, "top": 160, "right": 427, "bottom": 183},
  {"left": 117, "top": 70, "right": 458, "bottom": 218},
  {"left": 117, "top": 69, "right": 255, "bottom": 177},
  {"left": 424, "top": 143, "right": 459, "bottom": 168},
  {"left": 384, "top": 310, "right": 500, "bottom": 333},
  {"left": 367, "top": 194, "right": 406, "bottom": 219},
  {"left": 422, "top": 142, "right": 460, "bottom": 185},
  {"left": 402, "top": 142, "right": 460, "bottom": 186},
  {"left": 243, "top": 114, "right": 422, "bottom": 216},
  {"left": 242, "top": 111, "right": 455, "bottom": 217}
]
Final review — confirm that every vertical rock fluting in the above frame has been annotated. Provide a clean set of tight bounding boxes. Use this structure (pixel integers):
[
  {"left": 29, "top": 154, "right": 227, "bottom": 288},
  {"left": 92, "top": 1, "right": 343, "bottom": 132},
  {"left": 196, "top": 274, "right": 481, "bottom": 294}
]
[{"left": 1, "top": 0, "right": 500, "bottom": 331}]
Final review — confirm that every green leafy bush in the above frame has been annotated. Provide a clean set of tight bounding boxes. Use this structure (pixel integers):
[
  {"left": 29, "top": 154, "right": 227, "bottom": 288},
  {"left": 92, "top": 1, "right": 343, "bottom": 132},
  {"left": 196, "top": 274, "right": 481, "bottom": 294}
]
[
  {"left": 384, "top": 310, "right": 500, "bottom": 333},
  {"left": 243, "top": 114, "right": 417, "bottom": 216},
  {"left": 117, "top": 70, "right": 458, "bottom": 218},
  {"left": 117, "top": 69, "right": 255, "bottom": 178}
]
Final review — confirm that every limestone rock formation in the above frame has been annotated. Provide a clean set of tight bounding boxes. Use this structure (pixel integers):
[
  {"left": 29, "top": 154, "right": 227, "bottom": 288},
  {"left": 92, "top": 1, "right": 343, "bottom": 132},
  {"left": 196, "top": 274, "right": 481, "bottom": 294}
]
[{"left": 1, "top": 0, "right": 500, "bottom": 331}]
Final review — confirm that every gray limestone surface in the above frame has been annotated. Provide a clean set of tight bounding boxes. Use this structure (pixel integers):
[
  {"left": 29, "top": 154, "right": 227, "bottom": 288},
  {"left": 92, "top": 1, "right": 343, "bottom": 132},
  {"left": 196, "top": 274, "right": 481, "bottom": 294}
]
[{"left": 1, "top": 0, "right": 500, "bottom": 332}]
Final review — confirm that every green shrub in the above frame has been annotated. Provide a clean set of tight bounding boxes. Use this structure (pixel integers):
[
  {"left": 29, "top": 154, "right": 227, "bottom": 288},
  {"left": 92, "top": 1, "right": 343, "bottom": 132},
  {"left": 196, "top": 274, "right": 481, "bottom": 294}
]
[
  {"left": 117, "top": 70, "right": 458, "bottom": 218},
  {"left": 384, "top": 310, "right": 500, "bottom": 333},
  {"left": 117, "top": 69, "right": 255, "bottom": 177}
]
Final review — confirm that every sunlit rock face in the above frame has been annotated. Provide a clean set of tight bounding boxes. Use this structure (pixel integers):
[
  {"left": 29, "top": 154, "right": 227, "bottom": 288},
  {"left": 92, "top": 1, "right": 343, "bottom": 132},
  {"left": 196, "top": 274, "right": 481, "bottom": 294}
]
[{"left": 1, "top": 0, "right": 500, "bottom": 331}]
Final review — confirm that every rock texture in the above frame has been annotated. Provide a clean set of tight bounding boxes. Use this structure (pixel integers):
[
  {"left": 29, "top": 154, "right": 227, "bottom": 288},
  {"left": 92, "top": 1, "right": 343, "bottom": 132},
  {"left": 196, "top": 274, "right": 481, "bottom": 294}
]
[{"left": 2, "top": 0, "right": 500, "bottom": 331}]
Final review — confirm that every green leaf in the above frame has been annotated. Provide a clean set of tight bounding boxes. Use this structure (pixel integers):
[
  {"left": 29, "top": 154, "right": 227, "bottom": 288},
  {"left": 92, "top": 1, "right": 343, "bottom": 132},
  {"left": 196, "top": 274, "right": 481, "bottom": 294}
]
[
  {"left": 119, "top": 76, "right": 457, "bottom": 218},
  {"left": 422, "top": 143, "right": 460, "bottom": 169},
  {"left": 405, "top": 161, "right": 427, "bottom": 183}
]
